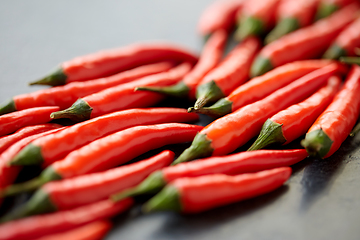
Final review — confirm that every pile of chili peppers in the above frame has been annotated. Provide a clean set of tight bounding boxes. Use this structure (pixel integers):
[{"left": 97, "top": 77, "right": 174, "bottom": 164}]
[{"left": 0, "top": 0, "right": 360, "bottom": 239}]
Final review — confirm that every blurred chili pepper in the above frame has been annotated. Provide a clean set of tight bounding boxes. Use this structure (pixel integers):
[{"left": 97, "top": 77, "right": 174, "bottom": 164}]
[
  {"left": 316, "top": 0, "right": 356, "bottom": 19},
  {"left": 29, "top": 42, "right": 198, "bottom": 86}
]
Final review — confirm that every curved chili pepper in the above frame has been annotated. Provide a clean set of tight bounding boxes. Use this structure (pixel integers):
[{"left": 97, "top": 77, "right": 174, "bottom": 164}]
[
  {"left": 29, "top": 42, "right": 198, "bottom": 86},
  {"left": 234, "top": 0, "right": 281, "bottom": 41},
  {"left": 323, "top": 17, "right": 360, "bottom": 59},
  {"left": 143, "top": 167, "right": 291, "bottom": 213},
  {"left": 316, "top": 0, "right": 355, "bottom": 19},
  {"left": 0, "top": 106, "right": 59, "bottom": 137},
  {"left": 301, "top": 65, "right": 360, "bottom": 158},
  {"left": 0, "top": 198, "right": 132, "bottom": 240},
  {"left": 251, "top": 3, "right": 359, "bottom": 77},
  {"left": 189, "top": 60, "right": 343, "bottom": 117},
  {"left": 135, "top": 30, "right": 227, "bottom": 99},
  {"left": 1, "top": 151, "right": 173, "bottom": 222},
  {"left": 174, "top": 64, "right": 340, "bottom": 165},
  {"left": 111, "top": 149, "right": 307, "bottom": 201},
  {"left": 265, "top": 0, "right": 319, "bottom": 44},
  {"left": 192, "top": 37, "right": 260, "bottom": 110},
  {"left": 10, "top": 107, "right": 198, "bottom": 166},
  {"left": 3, "top": 123, "right": 203, "bottom": 196},
  {"left": 35, "top": 220, "right": 112, "bottom": 240},
  {"left": 0, "top": 62, "right": 173, "bottom": 115},
  {"left": 50, "top": 62, "right": 192, "bottom": 122},
  {"left": 0, "top": 124, "right": 61, "bottom": 154},
  {"left": 248, "top": 76, "right": 341, "bottom": 151},
  {"left": 197, "top": 0, "right": 244, "bottom": 37}
]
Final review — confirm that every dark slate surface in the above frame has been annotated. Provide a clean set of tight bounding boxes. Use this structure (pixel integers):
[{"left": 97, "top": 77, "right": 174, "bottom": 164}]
[{"left": 1, "top": 1, "right": 360, "bottom": 240}]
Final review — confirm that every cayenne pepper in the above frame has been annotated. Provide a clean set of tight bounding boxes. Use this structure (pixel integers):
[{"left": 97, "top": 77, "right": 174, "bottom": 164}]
[
  {"left": 136, "top": 30, "right": 227, "bottom": 99},
  {"left": 143, "top": 167, "right": 292, "bottom": 213},
  {"left": 10, "top": 108, "right": 198, "bottom": 166},
  {"left": 173, "top": 64, "right": 340, "bottom": 165},
  {"left": 1, "top": 151, "right": 174, "bottom": 221},
  {"left": 301, "top": 65, "right": 360, "bottom": 158},
  {"left": 4, "top": 123, "right": 203, "bottom": 196},
  {"left": 0, "top": 62, "right": 173, "bottom": 115},
  {"left": 50, "top": 62, "right": 192, "bottom": 122},
  {"left": 29, "top": 42, "right": 198, "bottom": 86},
  {"left": 0, "top": 198, "right": 133, "bottom": 240},
  {"left": 111, "top": 149, "right": 307, "bottom": 201},
  {"left": 251, "top": 3, "right": 359, "bottom": 77},
  {"left": 248, "top": 76, "right": 341, "bottom": 151}
]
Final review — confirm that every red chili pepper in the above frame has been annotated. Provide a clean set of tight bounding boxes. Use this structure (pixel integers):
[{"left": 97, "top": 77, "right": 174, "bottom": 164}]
[
  {"left": 301, "top": 65, "right": 360, "bottom": 158},
  {"left": 35, "top": 220, "right": 112, "bottom": 240},
  {"left": 174, "top": 64, "right": 340, "bottom": 165},
  {"left": 234, "top": 0, "right": 281, "bottom": 41},
  {"left": 248, "top": 76, "right": 341, "bottom": 151},
  {"left": 190, "top": 60, "right": 344, "bottom": 117},
  {"left": 143, "top": 167, "right": 291, "bottom": 213},
  {"left": 4, "top": 123, "right": 203, "bottom": 196},
  {"left": 111, "top": 149, "right": 307, "bottom": 201},
  {"left": 0, "top": 198, "right": 132, "bottom": 240},
  {"left": 0, "top": 62, "right": 173, "bottom": 115},
  {"left": 29, "top": 42, "right": 198, "bottom": 86},
  {"left": 316, "top": 0, "right": 356, "bottom": 19},
  {"left": 265, "top": 0, "right": 319, "bottom": 44},
  {"left": 10, "top": 107, "right": 198, "bottom": 167},
  {"left": 0, "top": 124, "right": 61, "bottom": 154},
  {"left": 136, "top": 30, "right": 227, "bottom": 99},
  {"left": 50, "top": 62, "right": 192, "bottom": 122},
  {"left": 197, "top": 0, "right": 244, "bottom": 37},
  {"left": 0, "top": 106, "right": 60, "bottom": 137},
  {"left": 192, "top": 37, "right": 261, "bottom": 109},
  {"left": 251, "top": 3, "right": 359, "bottom": 77},
  {"left": 324, "top": 17, "right": 360, "bottom": 59},
  {"left": 1, "top": 151, "right": 173, "bottom": 221}
]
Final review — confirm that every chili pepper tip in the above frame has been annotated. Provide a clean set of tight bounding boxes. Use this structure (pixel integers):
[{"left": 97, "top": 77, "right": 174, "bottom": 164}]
[
  {"left": 135, "top": 81, "right": 190, "bottom": 98},
  {"left": 172, "top": 133, "right": 213, "bottom": 165},
  {"left": 50, "top": 98, "right": 93, "bottom": 122},
  {"left": 323, "top": 44, "right": 347, "bottom": 60},
  {"left": 248, "top": 119, "right": 286, "bottom": 151},
  {"left": 187, "top": 98, "right": 232, "bottom": 118},
  {"left": 350, "top": 122, "right": 360, "bottom": 137},
  {"left": 250, "top": 56, "right": 273, "bottom": 77},
  {"left": 29, "top": 67, "right": 67, "bottom": 86},
  {"left": 339, "top": 57, "right": 360, "bottom": 66},
  {"left": 234, "top": 16, "right": 264, "bottom": 42},
  {"left": 301, "top": 129, "right": 333, "bottom": 159},
  {"left": 315, "top": 3, "right": 339, "bottom": 20},
  {"left": 10, "top": 143, "right": 44, "bottom": 166},
  {"left": 142, "top": 185, "right": 182, "bottom": 213},
  {"left": 111, "top": 171, "right": 167, "bottom": 202},
  {"left": 265, "top": 18, "right": 300, "bottom": 45},
  {"left": 194, "top": 80, "right": 225, "bottom": 109},
  {"left": 0, "top": 98, "right": 16, "bottom": 116}
]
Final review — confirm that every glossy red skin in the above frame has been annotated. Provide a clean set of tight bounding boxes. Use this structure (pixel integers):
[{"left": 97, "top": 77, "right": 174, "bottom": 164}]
[
  {"left": 0, "top": 106, "right": 60, "bottom": 137},
  {"left": 307, "top": 65, "right": 360, "bottom": 158},
  {"left": 14, "top": 62, "right": 173, "bottom": 110},
  {"left": 199, "top": 37, "right": 260, "bottom": 95},
  {"left": 173, "top": 167, "right": 291, "bottom": 213},
  {"left": 203, "top": 64, "right": 340, "bottom": 156},
  {"left": 272, "top": 76, "right": 341, "bottom": 144},
  {"left": 163, "top": 149, "right": 307, "bottom": 182},
  {"left": 333, "top": 17, "right": 360, "bottom": 56},
  {"left": 0, "top": 124, "right": 61, "bottom": 154},
  {"left": 35, "top": 220, "right": 112, "bottom": 240},
  {"left": 83, "top": 62, "right": 191, "bottom": 118},
  {"left": 36, "top": 108, "right": 198, "bottom": 166},
  {"left": 240, "top": 0, "right": 281, "bottom": 29},
  {"left": 184, "top": 30, "right": 227, "bottom": 98},
  {"left": 52, "top": 123, "right": 203, "bottom": 178},
  {"left": 197, "top": 0, "right": 244, "bottom": 36},
  {"left": 227, "top": 60, "right": 342, "bottom": 112},
  {"left": 61, "top": 42, "right": 198, "bottom": 83},
  {"left": 0, "top": 128, "right": 63, "bottom": 205},
  {"left": 0, "top": 198, "right": 133, "bottom": 240},
  {"left": 260, "top": 4, "right": 359, "bottom": 67},
  {"left": 277, "top": 0, "right": 318, "bottom": 26},
  {"left": 45, "top": 150, "right": 174, "bottom": 210}
]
